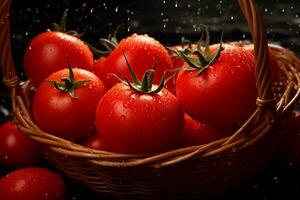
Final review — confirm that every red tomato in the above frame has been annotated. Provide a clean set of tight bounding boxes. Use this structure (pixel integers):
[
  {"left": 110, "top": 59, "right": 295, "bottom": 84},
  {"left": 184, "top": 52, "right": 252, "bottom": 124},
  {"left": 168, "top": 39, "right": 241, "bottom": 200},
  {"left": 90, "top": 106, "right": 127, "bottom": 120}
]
[
  {"left": 0, "top": 121, "right": 41, "bottom": 168},
  {"left": 23, "top": 31, "right": 94, "bottom": 87},
  {"left": 81, "top": 134, "right": 108, "bottom": 151},
  {"left": 0, "top": 168, "right": 65, "bottom": 200},
  {"left": 176, "top": 44, "right": 257, "bottom": 128},
  {"left": 96, "top": 83, "right": 184, "bottom": 154},
  {"left": 32, "top": 68, "right": 106, "bottom": 141},
  {"left": 94, "top": 34, "right": 174, "bottom": 90},
  {"left": 278, "top": 110, "right": 300, "bottom": 170},
  {"left": 183, "top": 114, "right": 231, "bottom": 146},
  {"left": 93, "top": 56, "right": 106, "bottom": 70}
]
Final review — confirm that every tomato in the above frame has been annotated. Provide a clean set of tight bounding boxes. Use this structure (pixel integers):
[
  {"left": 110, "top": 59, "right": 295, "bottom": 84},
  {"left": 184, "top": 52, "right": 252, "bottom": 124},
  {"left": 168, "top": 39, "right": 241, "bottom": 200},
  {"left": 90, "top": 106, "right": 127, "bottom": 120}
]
[
  {"left": 23, "top": 31, "right": 94, "bottom": 87},
  {"left": 0, "top": 121, "right": 41, "bottom": 168},
  {"left": 183, "top": 114, "right": 231, "bottom": 146},
  {"left": 0, "top": 168, "right": 65, "bottom": 200},
  {"left": 93, "top": 56, "right": 106, "bottom": 69},
  {"left": 96, "top": 83, "right": 184, "bottom": 154},
  {"left": 81, "top": 134, "right": 108, "bottom": 151},
  {"left": 94, "top": 34, "right": 174, "bottom": 90},
  {"left": 277, "top": 110, "right": 300, "bottom": 170},
  {"left": 176, "top": 43, "right": 257, "bottom": 128},
  {"left": 32, "top": 67, "right": 106, "bottom": 141}
]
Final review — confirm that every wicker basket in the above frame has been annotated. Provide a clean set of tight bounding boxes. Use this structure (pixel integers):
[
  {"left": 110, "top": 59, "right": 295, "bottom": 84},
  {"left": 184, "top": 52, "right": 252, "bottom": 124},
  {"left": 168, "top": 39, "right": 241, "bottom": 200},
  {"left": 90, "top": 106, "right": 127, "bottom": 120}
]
[{"left": 1, "top": 0, "right": 300, "bottom": 199}]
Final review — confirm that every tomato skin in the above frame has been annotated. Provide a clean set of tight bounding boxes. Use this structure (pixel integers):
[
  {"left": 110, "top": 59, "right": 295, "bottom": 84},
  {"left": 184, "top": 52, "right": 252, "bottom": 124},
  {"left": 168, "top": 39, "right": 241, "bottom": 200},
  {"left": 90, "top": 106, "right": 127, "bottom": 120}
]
[
  {"left": 183, "top": 114, "right": 231, "bottom": 146},
  {"left": 0, "top": 121, "right": 41, "bottom": 168},
  {"left": 32, "top": 68, "right": 106, "bottom": 141},
  {"left": 176, "top": 44, "right": 257, "bottom": 128},
  {"left": 0, "top": 168, "right": 65, "bottom": 200},
  {"left": 81, "top": 134, "right": 108, "bottom": 151},
  {"left": 23, "top": 31, "right": 94, "bottom": 87},
  {"left": 96, "top": 83, "right": 184, "bottom": 154},
  {"left": 94, "top": 34, "right": 174, "bottom": 90}
]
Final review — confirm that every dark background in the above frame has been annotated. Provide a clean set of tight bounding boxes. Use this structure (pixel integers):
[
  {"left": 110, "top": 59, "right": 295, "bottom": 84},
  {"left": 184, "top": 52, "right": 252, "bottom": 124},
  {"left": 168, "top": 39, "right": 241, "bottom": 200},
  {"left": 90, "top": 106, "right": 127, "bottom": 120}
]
[{"left": 1, "top": 0, "right": 300, "bottom": 199}]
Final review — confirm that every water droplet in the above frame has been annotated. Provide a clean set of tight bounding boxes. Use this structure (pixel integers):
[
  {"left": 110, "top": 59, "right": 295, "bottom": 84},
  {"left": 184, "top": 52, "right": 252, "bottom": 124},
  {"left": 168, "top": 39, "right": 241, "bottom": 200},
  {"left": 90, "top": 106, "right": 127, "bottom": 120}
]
[
  {"left": 82, "top": 3, "right": 87, "bottom": 7},
  {"left": 162, "top": 0, "right": 166, "bottom": 4},
  {"left": 115, "top": 6, "right": 119, "bottom": 12},
  {"left": 281, "top": 9, "right": 285, "bottom": 13},
  {"left": 174, "top": 1, "right": 178, "bottom": 8},
  {"left": 160, "top": 12, "right": 164, "bottom": 16},
  {"left": 230, "top": 16, "right": 234, "bottom": 20},
  {"left": 264, "top": 8, "right": 268, "bottom": 13},
  {"left": 90, "top": 8, "right": 94, "bottom": 14},
  {"left": 25, "top": 31, "right": 29, "bottom": 36}
]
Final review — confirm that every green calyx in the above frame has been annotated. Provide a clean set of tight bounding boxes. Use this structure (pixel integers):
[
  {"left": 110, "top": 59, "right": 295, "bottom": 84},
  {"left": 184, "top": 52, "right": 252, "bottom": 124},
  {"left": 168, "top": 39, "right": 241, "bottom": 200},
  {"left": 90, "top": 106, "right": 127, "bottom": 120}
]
[
  {"left": 87, "top": 25, "right": 121, "bottom": 57},
  {"left": 111, "top": 52, "right": 173, "bottom": 94},
  {"left": 51, "top": 9, "right": 120, "bottom": 58},
  {"left": 48, "top": 58, "right": 89, "bottom": 99},
  {"left": 169, "top": 25, "right": 224, "bottom": 76},
  {"left": 51, "top": 9, "right": 87, "bottom": 38}
]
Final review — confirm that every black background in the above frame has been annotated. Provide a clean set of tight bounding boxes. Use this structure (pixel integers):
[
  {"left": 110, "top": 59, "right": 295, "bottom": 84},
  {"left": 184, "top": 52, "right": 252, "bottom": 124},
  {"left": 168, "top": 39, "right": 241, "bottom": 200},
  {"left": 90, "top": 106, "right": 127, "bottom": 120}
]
[{"left": 1, "top": 0, "right": 300, "bottom": 199}]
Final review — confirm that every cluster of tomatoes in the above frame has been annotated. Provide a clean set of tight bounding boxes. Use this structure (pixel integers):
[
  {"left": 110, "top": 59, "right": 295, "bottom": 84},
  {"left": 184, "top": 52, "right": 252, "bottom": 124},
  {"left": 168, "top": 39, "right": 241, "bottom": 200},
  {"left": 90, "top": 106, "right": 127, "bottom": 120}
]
[
  {"left": 25, "top": 30, "right": 261, "bottom": 154},
  {"left": 1, "top": 24, "right": 300, "bottom": 199}
]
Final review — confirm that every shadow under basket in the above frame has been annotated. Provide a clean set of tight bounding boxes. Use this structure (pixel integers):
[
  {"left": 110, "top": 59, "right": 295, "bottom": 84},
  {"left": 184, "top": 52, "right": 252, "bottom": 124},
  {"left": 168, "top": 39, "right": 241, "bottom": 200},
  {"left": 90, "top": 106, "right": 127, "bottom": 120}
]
[{"left": 1, "top": 0, "right": 300, "bottom": 199}]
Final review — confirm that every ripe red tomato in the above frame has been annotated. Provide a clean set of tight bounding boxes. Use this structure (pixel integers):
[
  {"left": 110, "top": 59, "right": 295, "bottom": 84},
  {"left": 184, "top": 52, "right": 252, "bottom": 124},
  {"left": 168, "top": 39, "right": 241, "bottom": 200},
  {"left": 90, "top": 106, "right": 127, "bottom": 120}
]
[
  {"left": 96, "top": 83, "right": 184, "bottom": 154},
  {"left": 32, "top": 68, "right": 106, "bottom": 141},
  {"left": 0, "top": 168, "right": 65, "bottom": 200},
  {"left": 81, "top": 134, "right": 108, "bottom": 151},
  {"left": 23, "top": 31, "right": 94, "bottom": 87},
  {"left": 176, "top": 44, "right": 257, "bottom": 128},
  {"left": 94, "top": 34, "right": 174, "bottom": 90},
  {"left": 0, "top": 121, "right": 41, "bottom": 168},
  {"left": 183, "top": 114, "right": 231, "bottom": 146}
]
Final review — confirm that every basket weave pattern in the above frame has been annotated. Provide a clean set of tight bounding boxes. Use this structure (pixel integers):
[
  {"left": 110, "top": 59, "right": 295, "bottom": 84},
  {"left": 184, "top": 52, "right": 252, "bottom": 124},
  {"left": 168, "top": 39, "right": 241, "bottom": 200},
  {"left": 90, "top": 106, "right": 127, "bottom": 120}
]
[{"left": 1, "top": 0, "right": 300, "bottom": 199}]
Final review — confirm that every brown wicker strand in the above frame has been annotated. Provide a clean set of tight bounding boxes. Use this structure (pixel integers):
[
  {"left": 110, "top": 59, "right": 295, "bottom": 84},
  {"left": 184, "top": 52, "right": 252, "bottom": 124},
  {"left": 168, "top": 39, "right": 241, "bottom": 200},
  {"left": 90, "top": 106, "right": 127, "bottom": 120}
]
[{"left": 238, "top": 0, "right": 273, "bottom": 109}]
